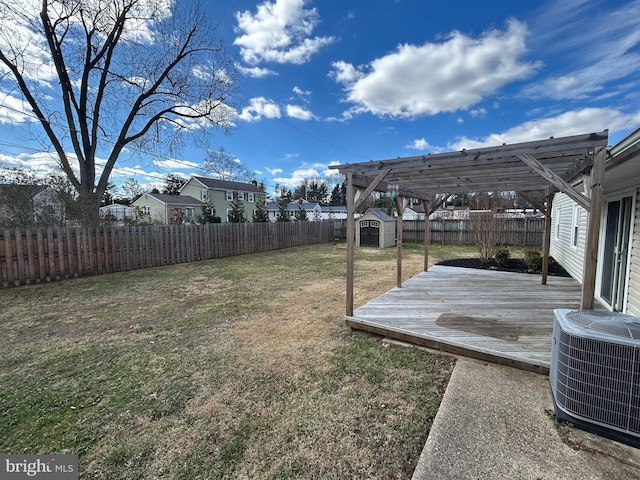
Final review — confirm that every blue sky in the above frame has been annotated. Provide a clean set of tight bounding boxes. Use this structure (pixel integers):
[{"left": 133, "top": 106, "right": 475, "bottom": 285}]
[{"left": 1, "top": 0, "right": 640, "bottom": 197}]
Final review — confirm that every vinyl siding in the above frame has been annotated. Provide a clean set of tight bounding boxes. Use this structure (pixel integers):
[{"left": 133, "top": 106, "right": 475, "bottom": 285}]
[
  {"left": 181, "top": 180, "right": 264, "bottom": 223},
  {"left": 549, "top": 193, "right": 587, "bottom": 283},
  {"left": 627, "top": 189, "right": 640, "bottom": 316}
]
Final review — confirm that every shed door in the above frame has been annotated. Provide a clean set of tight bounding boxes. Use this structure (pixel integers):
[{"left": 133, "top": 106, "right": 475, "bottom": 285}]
[{"left": 360, "top": 220, "right": 380, "bottom": 247}]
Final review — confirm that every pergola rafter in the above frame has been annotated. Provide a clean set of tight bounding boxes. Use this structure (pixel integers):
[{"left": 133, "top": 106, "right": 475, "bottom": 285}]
[{"left": 329, "top": 130, "right": 609, "bottom": 316}]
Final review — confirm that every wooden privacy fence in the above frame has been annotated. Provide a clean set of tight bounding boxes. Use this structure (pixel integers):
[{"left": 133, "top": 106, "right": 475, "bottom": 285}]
[
  {"left": 334, "top": 217, "right": 546, "bottom": 247},
  {"left": 0, "top": 220, "right": 335, "bottom": 288}
]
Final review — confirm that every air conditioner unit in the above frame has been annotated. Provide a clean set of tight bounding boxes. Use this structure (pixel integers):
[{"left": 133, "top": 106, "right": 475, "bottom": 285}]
[{"left": 550, "top": 309, "right": 640, "bottom": 447}]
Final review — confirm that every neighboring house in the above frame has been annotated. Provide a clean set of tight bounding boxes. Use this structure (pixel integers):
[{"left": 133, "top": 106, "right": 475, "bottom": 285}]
[
  {"left": 266, "top": 201, "right": 349, "bottom": 221},
  {"left": 180, "top": 176, "right": 265, "bottom": 223},
  {"left": 403, "top": 205, "right": 425, "bottom": 220},
  {"left": 99, "top": 203, "right": 132, "bottom": 223},
  {"left": 321, "top": 205, "right": 348, "bottom": 220},
  {"left": 0, "top": 184, "right": 66, "bottom": 227},
  {"left": 131, "top": 193, "right": 204, "bottom": 225},
  {"left": 266, "top": 200, "right": 322, "bottom": 221},
  {"left": 550, "top": 125, "right": 640, "bottom": 315}
]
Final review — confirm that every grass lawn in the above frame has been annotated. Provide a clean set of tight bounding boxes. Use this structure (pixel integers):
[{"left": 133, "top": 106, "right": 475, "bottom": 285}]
[{"left": 0, "top": 242, "right": 476, "bottom": 479}]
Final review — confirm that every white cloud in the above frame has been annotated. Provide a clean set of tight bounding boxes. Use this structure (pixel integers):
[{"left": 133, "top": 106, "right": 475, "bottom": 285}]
[
  {"left": 449, "top": 108, "right": 640, "bottom": 150},
  {"left": 405, "top": 138, "right": 441, "bottom": 152},
  {"left": 238, "top": 97, "right": 282, "bottom": 122},
  {"left": 286, "top": 104, "right": 316, "bottom": 120},
  {"left": 330, "top": 20, "right": 539, "bottom": 118},
  {"left": 273, "top": 163, "right": 335, "bottom": 188},
  {"left": 293, "top": 85, "right": 311, "bottom": 102},
  {"left": 265, "top": 166, "right": 283, "bottom": 175},
  {"left": 236, "top": 63, "right": 278, "bottom": 78},
  {"left": 470, "top": 108, "right": 487, "bottom": 118},
  {"left": 0, "top": 93, "right": 33, "bottom": 124},
  {"left": 152, "top": 158, "right": 198, "bottom": 170},
  {"left": 233, "top": 0, "right": 336, "bottom": 65},
  {"left": 328, "top": 60, "right": 362, "bottom": 84}
]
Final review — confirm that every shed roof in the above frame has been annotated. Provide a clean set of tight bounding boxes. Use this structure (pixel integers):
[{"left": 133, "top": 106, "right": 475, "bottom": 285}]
[
  {"left": 329, "top": 130, "right": 609, "bottom": 200},
  {"left": 360, "top": 208, "right": 395, "bottom": 222}
]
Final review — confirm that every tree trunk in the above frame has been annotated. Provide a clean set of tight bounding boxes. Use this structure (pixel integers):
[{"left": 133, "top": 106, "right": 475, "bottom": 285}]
[{"left": 75, "top": 190, "right": 101, "bottom": 227}]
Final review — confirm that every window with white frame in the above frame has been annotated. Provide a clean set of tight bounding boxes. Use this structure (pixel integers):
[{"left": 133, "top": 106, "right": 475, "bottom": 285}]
[
  {"left": 571, "top": 204, "right": 580, "bottom": 249},
  {"left": 142, "top": 206, "right": 151, "bottom": 216},
  {"left": 226, "top": 191, "right": 233, "bottom": 201},
  {"left": 237, "top": 192, "right": 245, "bottom": 200},
  {"left": 201, "top": 189, "right": 208, "bottom": 200},
  {"left": 248, "top": 193, "right": 255, "bottom": 202}
]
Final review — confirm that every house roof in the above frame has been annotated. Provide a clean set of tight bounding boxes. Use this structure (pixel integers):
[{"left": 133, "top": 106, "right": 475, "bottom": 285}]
[
  {"left": 189, "top": 176, "right": 262, "bottom": 193},
  {"left": 329, "top": 130, "right": 609, "bottom": 199},
  {"left": 266, "top": 201, "right": 321, "bottom": 210},
  {"left": 321, "top": 205, "right": 347, "bottom": 212},
  {"left": 141, "top": 193, "right": 204, "bottom": 206}
]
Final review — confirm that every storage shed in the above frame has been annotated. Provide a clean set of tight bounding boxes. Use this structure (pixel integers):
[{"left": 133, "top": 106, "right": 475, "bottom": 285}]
[{"left": 356, "top": 209, "right": 396, "bottom": 248}]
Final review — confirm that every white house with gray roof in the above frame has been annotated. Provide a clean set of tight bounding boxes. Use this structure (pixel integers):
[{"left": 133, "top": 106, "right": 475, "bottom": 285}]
[{"left": 131, "top": 193, "right": 204, "bottom": 225}]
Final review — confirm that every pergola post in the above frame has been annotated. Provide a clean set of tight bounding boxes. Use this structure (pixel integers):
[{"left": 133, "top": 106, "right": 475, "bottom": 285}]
[
  {"left": 541, "top": 192, "right": 555, "bottom": 285},
  {"left": 580, "top": 147, "right": 606, "bottom": 309},
  {"left": 423, "top": 199, "right": 430, "bottom": 271},
  {"left": 395, "top": 196, "right": 407, "bottom": 288},
  {"left": 345, "top": 172, "right": 355, "bottom": 317}
]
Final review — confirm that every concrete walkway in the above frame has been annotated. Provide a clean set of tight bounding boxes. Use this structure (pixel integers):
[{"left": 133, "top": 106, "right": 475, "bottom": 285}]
[{"left": 412, "top": 359, "right": 640, "bottom": 480}]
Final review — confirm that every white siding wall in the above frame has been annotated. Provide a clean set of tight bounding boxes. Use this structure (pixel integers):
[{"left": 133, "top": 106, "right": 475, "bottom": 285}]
[
  {"left": 627, "top": 189, "right": 640, "bottom": 316},
  {"left": 549, "top": 193, "right": 587, "bottom": 282}
]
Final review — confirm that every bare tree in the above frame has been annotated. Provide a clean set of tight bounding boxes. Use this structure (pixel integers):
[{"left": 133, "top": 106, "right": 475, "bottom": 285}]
[
  {"left": 0, "top": 0, "right": 237, "bottom": 224},
  {"left": 469, "top": 192, "right": 507, "bottom": 263},
  {"left": 200, "top": 146, "right": 253, "bottom": 182}
]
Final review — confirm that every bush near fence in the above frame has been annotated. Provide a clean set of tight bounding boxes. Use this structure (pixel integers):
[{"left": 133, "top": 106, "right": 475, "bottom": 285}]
[{"left": 0, "top": 220, "right": 335, "bottom": 288}]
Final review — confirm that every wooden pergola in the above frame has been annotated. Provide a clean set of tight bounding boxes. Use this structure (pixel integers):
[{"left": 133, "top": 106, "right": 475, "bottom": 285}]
[{"left": 328, "top": 130, "right": 609, "bottom": 316}]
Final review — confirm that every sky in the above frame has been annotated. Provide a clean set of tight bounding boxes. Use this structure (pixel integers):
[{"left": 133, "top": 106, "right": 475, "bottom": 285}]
[{"left": 1, "top": 0, "right": 640, "bottom": 198}]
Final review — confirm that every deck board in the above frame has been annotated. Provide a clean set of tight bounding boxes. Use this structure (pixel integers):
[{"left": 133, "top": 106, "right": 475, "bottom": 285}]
[{"left": 348, "top": 265, "right": 593, "bottom": 374}]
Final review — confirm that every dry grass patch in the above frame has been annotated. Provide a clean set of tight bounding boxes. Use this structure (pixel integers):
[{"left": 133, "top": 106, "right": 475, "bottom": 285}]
[{"left": 0, "top": 242, "right": 458, "bottom": 479}]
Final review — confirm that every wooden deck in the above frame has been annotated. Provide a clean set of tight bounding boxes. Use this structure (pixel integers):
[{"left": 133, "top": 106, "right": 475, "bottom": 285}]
[{"left": 348, "top": 265, "right": 592, "bottom": 374}]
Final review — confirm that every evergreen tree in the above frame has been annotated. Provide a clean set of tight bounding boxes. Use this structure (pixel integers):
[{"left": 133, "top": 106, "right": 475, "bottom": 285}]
[
  {"left": 227, "top": 192, "right": 246, "bottom": 223},
  {"left": 307, "top": 180, "right": 328, "bottom": 204},
  {"left": 199, "top": 200, "right": 221, "bottom": 224},
  {"left": 294, "top": 203, "right": 308, "bottom": 221},
  {"left": 330, "top": 183, "right": 347, "bottom": 205},
  {"left": 252, "top": 197, "right": 269, "bottom": 222},
  {"left": 162, "top": 174, "right": 187, "bottom": 195},
  {"left": 276, "top": 195, "right": 290, "bottom": 222}
]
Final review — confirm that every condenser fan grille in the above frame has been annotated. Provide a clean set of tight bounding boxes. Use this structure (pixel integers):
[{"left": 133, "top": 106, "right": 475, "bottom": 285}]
[{"left": 555, "top": 327, "right": 640, "bottom": 434}]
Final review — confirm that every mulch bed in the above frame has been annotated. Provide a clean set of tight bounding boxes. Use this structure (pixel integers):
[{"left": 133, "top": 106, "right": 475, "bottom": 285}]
[{"left": 436, "top": 256, "right": 571, "bottom": 278}]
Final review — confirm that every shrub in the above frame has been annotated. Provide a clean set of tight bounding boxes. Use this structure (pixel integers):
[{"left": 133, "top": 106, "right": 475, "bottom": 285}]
[
  {"left": 524, "top": 249, "right": 542, "bottom": 273},
  {"left": 494, "top": 248, "right": 510, "bottom": 267}
]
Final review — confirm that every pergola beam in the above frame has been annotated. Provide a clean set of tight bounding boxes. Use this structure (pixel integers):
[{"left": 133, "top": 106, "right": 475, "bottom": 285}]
[{"left": 517, "top": 154, "right": 591, "bottom": 211}]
